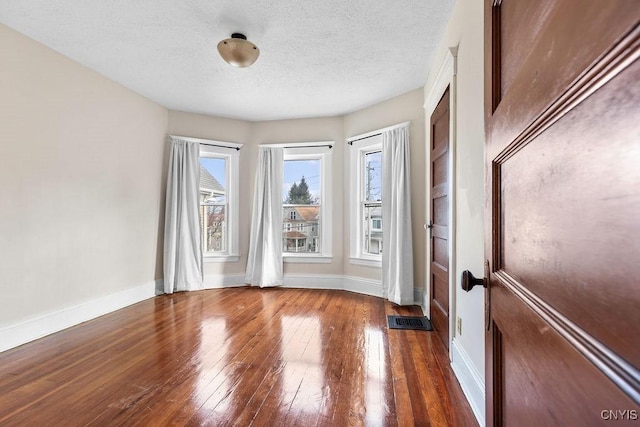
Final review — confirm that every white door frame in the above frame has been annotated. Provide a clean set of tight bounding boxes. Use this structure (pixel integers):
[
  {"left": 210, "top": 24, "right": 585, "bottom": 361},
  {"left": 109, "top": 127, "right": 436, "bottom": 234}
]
[{"left": 423, "top": 46, "right": 458, "bottom": 356}]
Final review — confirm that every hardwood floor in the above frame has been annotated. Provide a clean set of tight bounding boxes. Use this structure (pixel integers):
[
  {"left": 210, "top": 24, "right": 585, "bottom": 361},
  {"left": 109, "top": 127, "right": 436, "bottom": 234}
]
[{"left": 0, "top": 288, "right": 477, "bottom": 426}]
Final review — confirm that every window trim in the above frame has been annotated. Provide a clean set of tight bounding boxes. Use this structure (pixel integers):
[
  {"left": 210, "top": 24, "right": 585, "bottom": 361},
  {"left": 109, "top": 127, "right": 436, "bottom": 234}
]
[
  {"left": 282, "top": 144, "right": 333, "bottom": 262},
  {"left": 200, "top": 145, "right": 240, "bottom": 262},
  {"left": 197, "top": 139, "right": 241, "bottom": 262},
  {"left": 348, "top": 133, "right": 383, "bottom": 267}
]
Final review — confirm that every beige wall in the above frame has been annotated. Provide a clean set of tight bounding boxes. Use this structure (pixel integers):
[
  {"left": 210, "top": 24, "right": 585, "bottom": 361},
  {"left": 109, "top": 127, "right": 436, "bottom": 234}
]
[
  {"left": 0, "top": 24, "right": 168, "bottom": 327},
  {"left": 343, "top": 89, "right": 426, "bottom": 288},
  {"left": 424, "top": 0, "right": 486, "bottom": 381}
]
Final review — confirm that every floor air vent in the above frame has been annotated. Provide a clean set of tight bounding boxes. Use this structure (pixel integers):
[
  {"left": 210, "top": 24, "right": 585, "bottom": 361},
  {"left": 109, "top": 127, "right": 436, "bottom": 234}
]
[{"left": 387, "top": 315, "right": 433, "bottom": 331}]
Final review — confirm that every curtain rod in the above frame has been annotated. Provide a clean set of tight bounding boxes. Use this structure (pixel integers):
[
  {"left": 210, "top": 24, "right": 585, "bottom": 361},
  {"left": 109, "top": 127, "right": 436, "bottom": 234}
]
[
  {"left": 346, "top": 121, "right": 410, "bottom": 146},
  {"left": 199, "top": 142, "right": 240, "bottom": 151},
  {"left": 169, "top": 135, "right": 243, "bottom": 151},
  {"left": 347, "top": 133, "right": 381, "bottom": 145},
  {"left": 281, "top": 144, "right": 332, "bottom": 149},
  {"left": 259, "top": 143, "right": 333, "bottom": 149}
]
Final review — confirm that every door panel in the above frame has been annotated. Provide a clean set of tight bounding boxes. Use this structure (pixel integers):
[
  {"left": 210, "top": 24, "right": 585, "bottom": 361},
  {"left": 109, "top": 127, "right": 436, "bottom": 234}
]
[
  {"left": 485, "top": 0, "right": 640, "bottom": 425},
  {"left": 430, "top": 87, "right": 450, "bottom": 349},
  {"left": 498, "top": 0, "right": 555, "bottom": 96},
  {"left": 433, "top": 156, "right": 448, "bottom": 188},
  {"left": 499, "top": 62, "right": 640, "bottom": 365},
  {"left": 433, "top": 238, "right": 448, "bottom": 269},
  {"left": 493, "top": 282, "right": 638, "bottom": 426},
  {"left": 433, "top": 197, "right": 447, "bottom": 225}
]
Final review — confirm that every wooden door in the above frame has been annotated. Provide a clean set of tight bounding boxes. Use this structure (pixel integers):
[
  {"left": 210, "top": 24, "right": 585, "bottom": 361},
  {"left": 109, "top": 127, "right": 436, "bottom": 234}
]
[
  {"left": 430, "top": 88, "right": 450, "bottom": 349},
  {"left": 484, "top": 1, "right": 640, "bottom": 425}
]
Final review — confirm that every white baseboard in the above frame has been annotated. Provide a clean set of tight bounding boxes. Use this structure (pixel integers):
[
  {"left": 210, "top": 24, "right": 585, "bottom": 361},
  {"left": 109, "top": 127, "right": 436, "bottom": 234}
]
[
  {"left": 0, "top": 280, "right": 158, "bottom": 354},
  {"left": 203, "top": 273, "right": 246, "bottom": 288},
  {"left": 414, "top": 287, "right": 424, "bottom": 310},
  {"left": 343, "top": 275, "right": 383, "bottom": 298},
  {"left": 451, "top": 338, "right": 486, "bottom": 427},
  {"left": 282, "top": 274, "right": 383, "bottom": 298},
  {"left": 421, "top": 288, "right": 429, "bottom": 318},
  {"left": 282, "top": 274, "right": 344, "bottom": 290}
]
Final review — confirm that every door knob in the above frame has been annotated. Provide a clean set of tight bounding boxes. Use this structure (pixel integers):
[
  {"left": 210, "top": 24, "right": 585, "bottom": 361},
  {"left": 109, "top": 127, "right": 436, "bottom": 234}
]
[
  {"left": 426, "top": 221, "right": 433, "bottom": 238},
  {"left": 461, "top": 270, "right": 486, "bottom": 292}
]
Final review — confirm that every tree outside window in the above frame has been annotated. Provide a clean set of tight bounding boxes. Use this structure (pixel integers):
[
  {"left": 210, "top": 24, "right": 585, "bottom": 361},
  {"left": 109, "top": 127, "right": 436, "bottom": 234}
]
[{"left": 283, "top": 160, "right": 320, "bottom": 253}]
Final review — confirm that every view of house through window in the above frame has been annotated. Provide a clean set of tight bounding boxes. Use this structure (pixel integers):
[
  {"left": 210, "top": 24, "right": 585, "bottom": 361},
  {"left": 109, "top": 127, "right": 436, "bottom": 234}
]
[
  {"left": 200, "top": 157, "right": 227, "bottom": 253},
  {"left": 363, "top": 150, "right": 382, "bottom": 255},
  {"left": 283, "top": 159, "right": 320, "bottom": 253}
]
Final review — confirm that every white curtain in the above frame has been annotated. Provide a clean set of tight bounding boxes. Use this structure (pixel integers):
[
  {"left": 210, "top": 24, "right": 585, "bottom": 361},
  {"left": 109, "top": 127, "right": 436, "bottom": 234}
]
[
  {"left": 245, "top": 147, "right": 284, "bottom": 287},
  {"left": 163, "top": 139, "right": 203, "bottom": 294},
  {"left": 382, "top": 126, "right": 414, "bottom": 305}
]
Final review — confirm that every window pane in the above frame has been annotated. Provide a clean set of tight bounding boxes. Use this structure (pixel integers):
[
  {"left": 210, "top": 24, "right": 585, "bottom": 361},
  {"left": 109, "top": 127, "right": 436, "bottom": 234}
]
[
  {"left": 283, "top": 159, "right": 321, "bottom": 253},
  {"left": 364, "top": 151, "right": 382, "bottom": 202},
  {"left": 361, "top": 150, "right": 382, "bottom": 257},
  {"left": 200, "top": 158, "right": 227, "bottom": 253},
  {"left": 201, "top": 204, "right": 226, "bottom": 252},
  {"left": 283, "top": 160, "right": 320, "bottom": 204},
  {"left": 200, "top": 158, "right": 226, "bottom": 202},
  {"left": 363, "top": 204, "right": 383, "bottom": 255}
]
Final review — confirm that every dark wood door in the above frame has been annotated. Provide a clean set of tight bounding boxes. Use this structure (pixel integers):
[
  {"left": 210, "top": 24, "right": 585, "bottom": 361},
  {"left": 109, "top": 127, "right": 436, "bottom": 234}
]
[
  {"left": 430, "top": 87, "right": 450, "bottom": 349},
  {"left": 484, "top": 1, "right": 640, "bottom": 425}
]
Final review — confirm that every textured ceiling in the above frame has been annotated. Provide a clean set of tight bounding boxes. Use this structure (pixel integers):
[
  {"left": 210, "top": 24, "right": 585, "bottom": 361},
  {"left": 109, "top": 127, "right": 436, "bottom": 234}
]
[{"left": 0, "top": 0, "right": 455, "bottom": 121}]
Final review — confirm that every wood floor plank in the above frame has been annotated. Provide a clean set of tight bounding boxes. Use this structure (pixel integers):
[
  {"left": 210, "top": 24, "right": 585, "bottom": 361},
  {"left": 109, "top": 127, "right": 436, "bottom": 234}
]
[
  {"left": 249, "top": 290, "right": 339, "bottom": 427},
  {"left": 325, "top": 292, "right": 368, "bottom": 426},
  {"left": 0, "top": 288, "right": 478, "bottom": 426},
  {"left": 366, "top": 293, "right": 397, "bottom": 426},
  {"left": 199, "top": 288, "right": 319, "bottom": 426}
]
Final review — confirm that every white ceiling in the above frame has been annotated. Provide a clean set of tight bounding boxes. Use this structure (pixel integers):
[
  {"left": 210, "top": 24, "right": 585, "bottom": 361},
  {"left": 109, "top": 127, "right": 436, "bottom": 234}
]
[{"left": 0, "top": 0, "right": 455, "bottom": 121}]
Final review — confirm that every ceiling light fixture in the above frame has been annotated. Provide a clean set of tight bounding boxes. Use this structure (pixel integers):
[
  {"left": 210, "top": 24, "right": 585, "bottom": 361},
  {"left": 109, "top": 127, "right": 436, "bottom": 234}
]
[{"left": 217, "top": 33, "right": 260, "bottom": 68}]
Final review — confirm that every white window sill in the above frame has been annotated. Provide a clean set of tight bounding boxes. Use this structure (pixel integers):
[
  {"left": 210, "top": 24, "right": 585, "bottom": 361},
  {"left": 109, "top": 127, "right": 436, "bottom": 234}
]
[
  {"left": 203, "top": 254, "right": 240, "bottom": 263},
  {"left": 349, "top": 257, "right": 382, "bottom": 268},
  {"left": 284, "top": 255, "right": 333, "bottom": 264}
]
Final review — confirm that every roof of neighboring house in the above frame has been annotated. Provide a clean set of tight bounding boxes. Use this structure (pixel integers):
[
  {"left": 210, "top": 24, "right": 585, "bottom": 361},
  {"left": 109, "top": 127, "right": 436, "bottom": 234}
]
[
  {"left": 283, "top": 205, "right": 319, "bottom": 222},
  {"left": 200, "top": 165, "right": 224, "bottom": 194}
]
